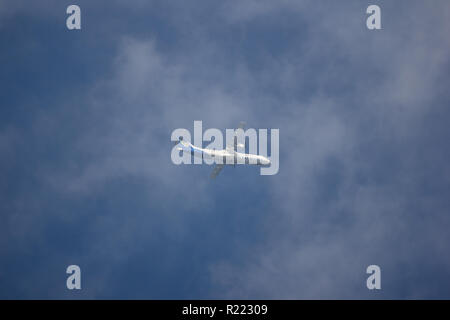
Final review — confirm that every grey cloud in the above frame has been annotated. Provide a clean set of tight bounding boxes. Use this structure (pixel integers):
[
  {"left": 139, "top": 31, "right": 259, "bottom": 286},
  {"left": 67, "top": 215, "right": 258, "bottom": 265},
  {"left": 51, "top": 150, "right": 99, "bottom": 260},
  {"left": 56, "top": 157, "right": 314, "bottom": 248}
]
[
  {"left": 209, "top": 1, "right": 450, "bottom": 298},
  {"left": 1, "top": 0, "right": 450, "bottom": 299}
]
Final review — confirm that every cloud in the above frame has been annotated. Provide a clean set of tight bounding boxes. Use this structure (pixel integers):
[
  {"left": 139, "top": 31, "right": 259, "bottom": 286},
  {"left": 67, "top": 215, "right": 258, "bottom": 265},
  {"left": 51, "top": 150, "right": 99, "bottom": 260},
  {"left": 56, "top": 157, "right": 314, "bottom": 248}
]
[
  {"left": 208, "top": 1, "right": 450, "bottom": 298},
  {"left": 1, "top": 0, "right": 450, "bottom": 298}
]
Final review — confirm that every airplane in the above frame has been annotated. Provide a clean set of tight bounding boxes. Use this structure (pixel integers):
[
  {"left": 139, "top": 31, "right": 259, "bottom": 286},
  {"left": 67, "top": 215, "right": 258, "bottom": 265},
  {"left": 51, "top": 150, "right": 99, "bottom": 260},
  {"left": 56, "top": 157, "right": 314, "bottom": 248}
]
[{"left": 175, "top": 122, "right": 271, "bottom": 178}]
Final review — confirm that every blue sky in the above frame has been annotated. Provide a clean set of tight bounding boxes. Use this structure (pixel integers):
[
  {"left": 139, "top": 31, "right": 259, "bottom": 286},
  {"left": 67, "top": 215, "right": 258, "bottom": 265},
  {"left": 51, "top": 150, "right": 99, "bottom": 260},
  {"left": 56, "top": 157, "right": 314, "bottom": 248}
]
[{"left": 1, "top": 0, "right": 450, "bottom": 299}]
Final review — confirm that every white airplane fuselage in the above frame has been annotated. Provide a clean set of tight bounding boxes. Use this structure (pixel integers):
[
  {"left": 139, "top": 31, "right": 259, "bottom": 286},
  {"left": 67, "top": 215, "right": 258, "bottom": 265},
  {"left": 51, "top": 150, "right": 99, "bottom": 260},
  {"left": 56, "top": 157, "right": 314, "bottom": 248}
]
[{"left": 178, "top": 140, "right": 271, "bottom": 166}]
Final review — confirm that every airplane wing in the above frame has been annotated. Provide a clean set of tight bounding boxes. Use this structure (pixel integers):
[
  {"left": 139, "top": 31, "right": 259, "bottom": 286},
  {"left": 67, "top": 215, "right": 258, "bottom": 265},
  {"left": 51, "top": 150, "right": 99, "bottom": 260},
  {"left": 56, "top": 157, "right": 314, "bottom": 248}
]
[
  {"left": 211, "top": 122, "right": 245, "bottom": 178},
  {"left": 210, "top": 164, "right": 224, "bottom": 179},
  {"left": 227, "top": 121, "right": 246, "bottom": 151}
]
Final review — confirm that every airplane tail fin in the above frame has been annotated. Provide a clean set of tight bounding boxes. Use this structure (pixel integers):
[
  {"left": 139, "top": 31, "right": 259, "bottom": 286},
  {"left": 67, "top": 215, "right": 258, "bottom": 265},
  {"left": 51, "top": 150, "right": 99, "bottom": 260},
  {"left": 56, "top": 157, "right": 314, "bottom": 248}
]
[
  {"left": 173, "top": 137, "right": 192, "bottom": 151},
  {"left": 173, "top": 136, "right": 183, "bottom": 146}
]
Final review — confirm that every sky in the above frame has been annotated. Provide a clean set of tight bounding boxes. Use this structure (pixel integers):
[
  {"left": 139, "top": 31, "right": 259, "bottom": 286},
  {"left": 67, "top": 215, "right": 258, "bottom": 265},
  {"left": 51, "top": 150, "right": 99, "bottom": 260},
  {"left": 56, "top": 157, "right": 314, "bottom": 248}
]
[{"left": 1, "top": 0, "right": 450, "bottom": 299}]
